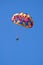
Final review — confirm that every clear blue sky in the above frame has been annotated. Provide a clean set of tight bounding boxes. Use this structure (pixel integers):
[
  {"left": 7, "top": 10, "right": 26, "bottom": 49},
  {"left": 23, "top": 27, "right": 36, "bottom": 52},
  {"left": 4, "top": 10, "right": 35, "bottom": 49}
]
[{"left": 0, "top": 0, "right": 43, "bottom": 65}]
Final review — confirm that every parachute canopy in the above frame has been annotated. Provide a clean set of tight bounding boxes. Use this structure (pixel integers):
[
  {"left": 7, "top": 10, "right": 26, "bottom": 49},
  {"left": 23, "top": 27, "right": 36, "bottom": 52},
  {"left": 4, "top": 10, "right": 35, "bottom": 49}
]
[{"left": 12, "top": 12, "right": 34, "bottom": 28}]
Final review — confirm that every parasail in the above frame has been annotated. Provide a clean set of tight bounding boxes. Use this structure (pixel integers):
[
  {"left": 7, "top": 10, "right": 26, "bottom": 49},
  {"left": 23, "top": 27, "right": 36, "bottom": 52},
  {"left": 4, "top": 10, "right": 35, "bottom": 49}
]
[{"left": 12, "top": 12, "right": 34, "bottom": 28}]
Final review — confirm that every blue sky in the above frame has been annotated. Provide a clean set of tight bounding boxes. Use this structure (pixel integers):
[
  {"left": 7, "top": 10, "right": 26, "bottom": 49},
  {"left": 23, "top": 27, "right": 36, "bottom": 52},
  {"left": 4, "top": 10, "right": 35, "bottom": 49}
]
[{"left": 0, "top": 0, "right": 43, "bottom": 65}]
